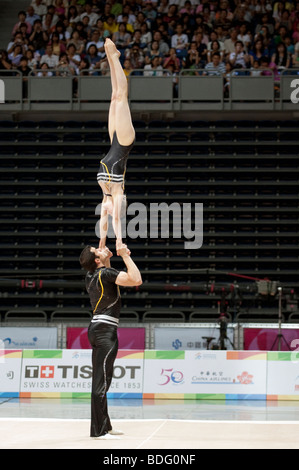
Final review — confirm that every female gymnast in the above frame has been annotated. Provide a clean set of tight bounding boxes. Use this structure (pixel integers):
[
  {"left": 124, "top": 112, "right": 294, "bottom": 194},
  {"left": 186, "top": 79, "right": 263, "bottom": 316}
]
[{"left": 97, "top": 38, "right": 135, "bottom": 254}]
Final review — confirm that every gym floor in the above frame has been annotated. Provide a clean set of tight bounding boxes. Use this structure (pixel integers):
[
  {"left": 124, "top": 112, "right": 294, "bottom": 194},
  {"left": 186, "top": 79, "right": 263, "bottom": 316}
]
[{"left": 1, "top": 398, "right": 299, "bottom": 449}]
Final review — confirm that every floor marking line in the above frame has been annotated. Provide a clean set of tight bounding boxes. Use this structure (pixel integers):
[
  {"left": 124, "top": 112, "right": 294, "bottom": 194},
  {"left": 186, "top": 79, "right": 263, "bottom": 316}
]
[
  {"left": 136, "top": 419, "right": 168, "bottom": 449},
  {"left": 0, "top": 418, "right": 299, "bottom": 425}
]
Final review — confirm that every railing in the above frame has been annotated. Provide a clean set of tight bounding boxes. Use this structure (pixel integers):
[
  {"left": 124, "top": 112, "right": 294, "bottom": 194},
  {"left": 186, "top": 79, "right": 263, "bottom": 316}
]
[{"left": 0, "top": 68, "right": 299, "bottom": 111}]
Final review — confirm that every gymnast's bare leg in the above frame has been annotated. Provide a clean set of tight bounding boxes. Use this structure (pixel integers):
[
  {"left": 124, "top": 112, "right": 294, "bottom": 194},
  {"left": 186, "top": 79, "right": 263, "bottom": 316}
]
[{"left": 99, "top": 38, "right": 135, "bottom": 254}]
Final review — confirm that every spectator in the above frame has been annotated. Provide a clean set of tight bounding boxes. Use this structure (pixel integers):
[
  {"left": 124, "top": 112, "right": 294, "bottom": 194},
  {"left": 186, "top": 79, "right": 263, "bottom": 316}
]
[
  {"left": 67, "top": 5, "right": 80, "bottom": 28},
  {"left": 255, "top": 13, "right": 275, "bottom": 36},
  {"left": 81, "top": 14, "right": 93, "bottom": 39},
  {"left": 43, "top": 13, "right": 55, "bottom": 34},
  {"left": 274, "top": 25, "right": 288, "bottom": 46},
  {"left": 140, "top": 22, "right": 152, "bottom": 47},
  {"left": 163, "top": 4, "right": 179, "bottom": 24},
  {"left": 73, "top": 21, "right": 89, "bottom": 43},
  {"left": 18, "top": 23, "right": 31, "bottom": 47},
  {"left": 51, "top": 20, "right": 71, "bottom": 44},
  {"left": 171, "top": 24, "right": 189, "bottom": 57},
  {"left": 207, "top": 39, "right": 224, "bottom": 62},
  {"left": 55, "top": 53, "right": 75, "bottom": 76},
  {"left": 144, "top": 56, "right": 163, "bottom": 76},
  {"left": 40, "top": 44, "right": 59, "bottom": 68},
  {"left": 86, "top": 31, "right": 105, "bottom": 58},
  {"left": 207, "top": 31, "right": 225, "bottom": 54},
  {"left": 37, "top": 62, "right": 53, "bottom": 77},
  {"left": 123, "top": 57, "right": 133, "bottom": 78},
  {"left": 0, "top": 50, "right": 12, "bottom": 75},
  {"left": 29, "top": 19, "right": 49, "bottom": 54},
  {"left": 50, "top": 31, "right": 66, "bottom": 56},
  {"left": 7, "top": 32, "right": 27, "bottom": 55},
  {"left": 112, "top": 22, "right": 132, "bottom": 51},
  {"left": 110, "top": 0, "right": 122, "bottom": 18},
  {"left": 292, "top": 41, "right": 299, "bottom": 66},
  {"left": 183, "top": 41, "right": 200, "bottom": 71},
  {"left": 249, "top": 38, "right": 270, "bottom": 66},
  {"left": 126, "top": 44, "right": 145, "bottom": 70},
  {"left": 53, "top": 0, "right": 66, "bottom": 17},
  {"left": 117, "top": 4, "right": 136, "bottom": 26},
  {"left": 193, "top": 31, "right": 208, "bottom": 62},
  {"left": 12, "top": 10, "right": 32, "bottom": 35},
  {"left": 180, "top": 1, "right": 196, "bottom": 16},
  {"left": 26, "top": 5, "right": 41, "bottom": 28},
  {"left": 223, "top": 28, "right": 238, "bottom": 54},
  {"left": 17, "top": 55, "right": 32, "bottom": 76},
  {"left": 271, "top": 42, "right": 291, "bottom": 68},
  {"left": 165, "top": 63, "right": 179, "bottom": 97},
  {"left": 103, "top": 14, "right": 118, "bottom": 35},
  {"left": 157, "top": 0, "right": 169, "bottom": 15},
  {"left": 8, "top": 44, "right": 24, "bottom": 67},
  {"left": 30, "top": 0, "right": 47, "bottom": 19},
  {"left": 152, "top": 31, "right": 169, "bottom": 56},
  {"left": 129, "top": 29, "right": 145, "bottom": 49},
  {"left": 76, "top": 57, "right": 91, "bottom": 76},
  {"left": 25, "top": 49, "right": 38, "bottom": 70},
  {"left": 79, "top": 1, "right": 99, "bottom": 27},
  {"left": 204, "top": 51, "right": 226, "bottom": 75},
  {"left": 250, "top": 58, "right": 262, "bottom": 76},
  {"left": 120, "top": 14, "right": 135, "bottom": 34},
  {"left": 223, "top": 60, "right": 232, "bottom": 97},
  {"left": 66, "top": 43, "right": 81, "bottom": 69},
  {"left": 145, "top": 40, "right": 162, "bottom": 62},
  {"left": 45, "top": 5, "right": 59, "bottom": 28},
  {"left": 143, "top": 1, "right": 157, "bottom": 23},
  {"left": 163, "top": 48, "right": 181, "bottom": 71},
  {"left": 237, "top": 23, "right": 252, "bottom": 52},
  {"left": 229, "top": 40, "right": 250, "bottom": 69},
  {"left": 67, "top": 30, "right": 85, "bottom": 55},
  {"left": 214, "top": 8, "right": 232, "bottom": 29},
  {"left": 85, "top": 44, "right": 101, "bottom": 67}
]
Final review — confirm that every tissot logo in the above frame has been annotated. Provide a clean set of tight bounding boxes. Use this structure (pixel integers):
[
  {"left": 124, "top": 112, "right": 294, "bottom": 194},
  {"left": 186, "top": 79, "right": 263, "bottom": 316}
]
[{"left": 24, "top": 364, "right": 93, "bottom": 379}]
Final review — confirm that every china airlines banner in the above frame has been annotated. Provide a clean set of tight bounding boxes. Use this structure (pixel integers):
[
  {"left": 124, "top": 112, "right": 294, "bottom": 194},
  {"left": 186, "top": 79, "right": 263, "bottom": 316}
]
[{"left": 143, "top": 350, "right": 267, "bottom": 399}]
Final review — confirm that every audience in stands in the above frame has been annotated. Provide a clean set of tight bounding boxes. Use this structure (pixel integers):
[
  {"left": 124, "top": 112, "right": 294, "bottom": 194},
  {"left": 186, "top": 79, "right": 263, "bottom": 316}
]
[{"left": 4, "top": 0, "right": 299, "bottom": 83}]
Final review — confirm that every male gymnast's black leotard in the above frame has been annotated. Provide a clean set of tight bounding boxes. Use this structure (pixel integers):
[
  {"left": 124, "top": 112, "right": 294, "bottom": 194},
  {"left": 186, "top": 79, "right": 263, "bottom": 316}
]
[
  {"left": 86, "top": 266, "right": 121, "bottom": 437},
  {"left": 97, "top": 131, "right": 134, "bottom": 191}
]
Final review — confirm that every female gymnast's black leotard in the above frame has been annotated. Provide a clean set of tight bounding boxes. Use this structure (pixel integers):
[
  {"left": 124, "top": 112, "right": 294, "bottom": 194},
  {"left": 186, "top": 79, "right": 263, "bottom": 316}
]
[{"left": 97, "top": 131, "right": 134, "bottom": 192}]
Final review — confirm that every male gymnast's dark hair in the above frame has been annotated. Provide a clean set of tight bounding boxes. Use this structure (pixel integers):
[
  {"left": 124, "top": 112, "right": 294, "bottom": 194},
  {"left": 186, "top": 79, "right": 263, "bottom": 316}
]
[{"left": 79, "top": 245, "right": 97, "bottom": 272}]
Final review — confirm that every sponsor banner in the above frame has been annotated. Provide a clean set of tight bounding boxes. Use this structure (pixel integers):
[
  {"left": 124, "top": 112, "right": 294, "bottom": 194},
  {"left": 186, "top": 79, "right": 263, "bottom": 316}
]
[
  {"left": 267, "top": 351, "right": 299, "bottom": 400},
  {"left": 154, "top": 326, "right": 234, "bottom": 350},
  {"left": 244, "top": 328, "right": 299, "bottom": 351},
  {"left": 67, "top": 327, "right": 145, "bottom": 350},
  {"left": 143, "top": 350, "right": 267, "bottom": 399},
  {"left": 108, "top": 350, "right": 144, "bottom": 399},
  {"left": 0, "top": 350, "right": 22, "bottom": 397},
  {"left": 0, "top": 327, "right": 57, "bottom": 349},
  {"left": 19, "top": 349, "right": 144, "bottom": 398}
]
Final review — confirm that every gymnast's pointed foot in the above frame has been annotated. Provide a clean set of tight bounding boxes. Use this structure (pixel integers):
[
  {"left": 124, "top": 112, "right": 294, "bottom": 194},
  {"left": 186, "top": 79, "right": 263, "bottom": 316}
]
[{"left": 105, "top": 38, "right": 121, "bottom": 58}]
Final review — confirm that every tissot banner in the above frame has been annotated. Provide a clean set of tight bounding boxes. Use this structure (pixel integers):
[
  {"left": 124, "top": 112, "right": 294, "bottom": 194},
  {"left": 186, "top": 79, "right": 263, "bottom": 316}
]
[{"left": 19, "top": 349, "right": 144, "bottom": 398}]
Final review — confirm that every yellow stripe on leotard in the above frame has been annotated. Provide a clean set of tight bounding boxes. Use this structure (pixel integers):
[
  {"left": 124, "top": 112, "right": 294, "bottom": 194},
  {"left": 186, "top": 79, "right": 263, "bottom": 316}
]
[
  {"left": 93, "top": 270, "right": 104, "bottom": 314},
  {"left": 100, "top": 160, "right": 111, "bottom": 192}
]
